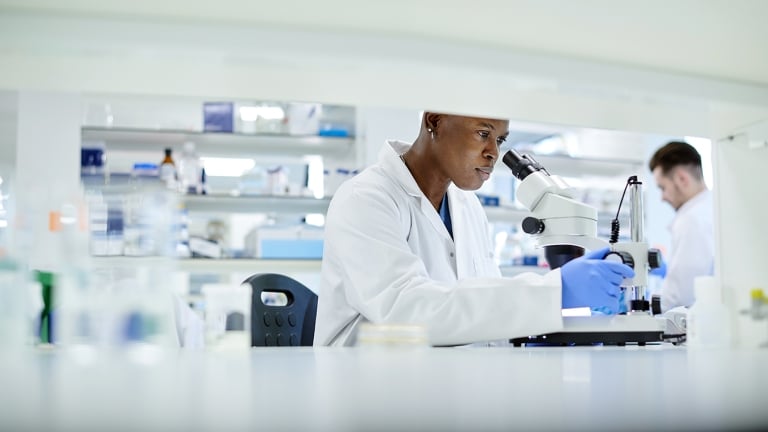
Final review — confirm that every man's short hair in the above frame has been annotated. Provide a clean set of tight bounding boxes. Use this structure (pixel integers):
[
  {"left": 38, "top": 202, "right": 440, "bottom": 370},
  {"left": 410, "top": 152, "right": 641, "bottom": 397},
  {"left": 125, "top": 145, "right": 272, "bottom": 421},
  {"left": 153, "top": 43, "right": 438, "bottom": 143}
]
[{"left": 648, "top": 141, "right": 703, "bottom": 180}]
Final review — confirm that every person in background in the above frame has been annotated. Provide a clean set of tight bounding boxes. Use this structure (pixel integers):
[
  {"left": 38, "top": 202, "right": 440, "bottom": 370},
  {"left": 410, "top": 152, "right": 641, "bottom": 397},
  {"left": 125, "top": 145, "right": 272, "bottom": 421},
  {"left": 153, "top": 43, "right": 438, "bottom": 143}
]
[
  {"left": 649, "top": 141, "right": 714, "bottom": 312},
  {"left": 314, "top": 112, "right": 634, "bottom": 347}
]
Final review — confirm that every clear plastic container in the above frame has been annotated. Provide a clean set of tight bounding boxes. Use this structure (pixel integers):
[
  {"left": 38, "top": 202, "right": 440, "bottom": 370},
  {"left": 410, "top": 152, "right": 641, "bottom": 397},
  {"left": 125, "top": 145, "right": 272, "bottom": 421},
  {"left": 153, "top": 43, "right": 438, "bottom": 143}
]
[
  {"left": 687, "top": 276, "right": 731, "bottom": 349},
  {"left": 85, "top": 186, "right": 181, "bottom": 348},
  {"left": 355, "top": 322, "right": 429, "bottom": 348},
  {"left": 178, "top": 142, "right": 202, "bottom": 194},
  {"left": 238, "top": 166, "right": 267, "bottom": 195},
  {"left": 130, "top": 162, "right": 160, "bottom": 187}
]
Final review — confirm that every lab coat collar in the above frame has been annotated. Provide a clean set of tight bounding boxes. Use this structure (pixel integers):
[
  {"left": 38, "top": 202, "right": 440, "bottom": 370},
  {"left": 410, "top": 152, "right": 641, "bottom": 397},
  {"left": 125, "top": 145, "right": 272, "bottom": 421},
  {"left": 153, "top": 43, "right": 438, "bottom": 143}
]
[
  {"left": 381, "top": 140, "right": 462, "bottom": 242},
  {"left": 678, "top": 189, "right": 711, "bottom": 216},
  {"left": 668, "top": 189, "right": 711, "bottom": 232},
  {"left": 380, "top": 140, "right": 422, "bottom": 197}
]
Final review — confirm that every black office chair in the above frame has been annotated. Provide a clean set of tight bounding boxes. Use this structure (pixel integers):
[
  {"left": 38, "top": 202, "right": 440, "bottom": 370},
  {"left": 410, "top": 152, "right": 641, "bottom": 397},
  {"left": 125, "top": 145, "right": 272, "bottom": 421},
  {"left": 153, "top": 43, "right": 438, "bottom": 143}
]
[{"left": 243, "top": 273, "right": 318, "bottom": 347}]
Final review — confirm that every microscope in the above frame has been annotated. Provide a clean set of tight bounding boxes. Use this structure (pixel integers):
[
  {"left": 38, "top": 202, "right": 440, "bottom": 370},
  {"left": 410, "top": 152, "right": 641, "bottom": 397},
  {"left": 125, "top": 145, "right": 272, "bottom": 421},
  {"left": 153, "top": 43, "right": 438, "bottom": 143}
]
[{"left": 503, "top": 149, "right": 665, "bottom": 346}]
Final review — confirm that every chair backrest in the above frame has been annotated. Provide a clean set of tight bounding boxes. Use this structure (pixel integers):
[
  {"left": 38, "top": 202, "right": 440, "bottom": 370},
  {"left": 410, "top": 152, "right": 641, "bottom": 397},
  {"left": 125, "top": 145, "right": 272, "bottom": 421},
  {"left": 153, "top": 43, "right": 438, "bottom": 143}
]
[{"left": 243, "top": 273, "right": 318, "bottom": 347}]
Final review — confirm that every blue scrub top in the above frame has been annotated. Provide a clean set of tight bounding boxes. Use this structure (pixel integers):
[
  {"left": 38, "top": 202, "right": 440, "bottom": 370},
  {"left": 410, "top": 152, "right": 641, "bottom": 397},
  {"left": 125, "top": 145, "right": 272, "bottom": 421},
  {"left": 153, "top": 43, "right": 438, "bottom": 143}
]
[{"left": 439, "top": 193, "right": 453, "bottom": 239}]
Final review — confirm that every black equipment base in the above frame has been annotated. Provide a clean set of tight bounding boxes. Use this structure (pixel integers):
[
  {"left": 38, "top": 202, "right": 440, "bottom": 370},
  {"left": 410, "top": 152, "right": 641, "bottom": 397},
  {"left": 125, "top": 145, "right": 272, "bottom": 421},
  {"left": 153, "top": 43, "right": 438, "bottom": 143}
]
[{"left": 510, "top": 330, "right": 664, "bottom": 347}]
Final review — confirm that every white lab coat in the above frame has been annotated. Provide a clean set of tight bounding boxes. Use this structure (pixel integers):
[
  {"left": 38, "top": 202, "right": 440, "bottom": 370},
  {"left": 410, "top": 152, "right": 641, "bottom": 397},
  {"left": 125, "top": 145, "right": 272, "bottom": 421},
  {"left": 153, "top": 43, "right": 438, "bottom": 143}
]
[
  {"left": 661, "top": 190, "right": 715, "bottom": 312},
  {"left": 314, "top": 140, "right": 563, "bottom": 347},
  {"left": 172, "top": 294, "right": 205, "bottom": 349}
]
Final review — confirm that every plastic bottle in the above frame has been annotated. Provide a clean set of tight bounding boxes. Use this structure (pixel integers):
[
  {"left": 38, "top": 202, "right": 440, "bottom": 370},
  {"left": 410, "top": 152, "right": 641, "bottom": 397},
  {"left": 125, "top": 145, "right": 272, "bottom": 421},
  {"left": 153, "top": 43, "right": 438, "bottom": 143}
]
[
  {"left": 178, "top": 142, "right": 202, "bottom": 194},
  {"left": 200, "top": 166, "right": 208, "bottom": 195},
  {"left": 159, "top": 147, "right": 177, "bottom": 190},
  {"left": 687, "top": 276, "right": 731, "bottom": 349}
]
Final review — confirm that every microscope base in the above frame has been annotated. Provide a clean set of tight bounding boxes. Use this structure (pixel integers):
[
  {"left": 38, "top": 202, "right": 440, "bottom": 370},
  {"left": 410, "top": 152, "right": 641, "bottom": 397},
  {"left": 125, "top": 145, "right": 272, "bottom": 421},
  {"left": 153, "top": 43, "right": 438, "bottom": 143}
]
[{"left": 510, "top": 314, "right": 664, "bottom": 347}]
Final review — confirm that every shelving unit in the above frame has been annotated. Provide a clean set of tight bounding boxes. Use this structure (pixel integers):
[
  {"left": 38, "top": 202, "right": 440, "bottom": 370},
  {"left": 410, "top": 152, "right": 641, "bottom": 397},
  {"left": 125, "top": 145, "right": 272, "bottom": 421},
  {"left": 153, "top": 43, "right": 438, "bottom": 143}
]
[
  {"left": 182, "top": 194, "right": 331, "bottom": 214},
  {"left": 92, "top": 257, "right": 322, "bottom": 274},
  {"left": 81, "top": 122, "right": 348, "bottom": 272},
  {"left": 82, "top": 127, "right": 356, "bottom": 158}
]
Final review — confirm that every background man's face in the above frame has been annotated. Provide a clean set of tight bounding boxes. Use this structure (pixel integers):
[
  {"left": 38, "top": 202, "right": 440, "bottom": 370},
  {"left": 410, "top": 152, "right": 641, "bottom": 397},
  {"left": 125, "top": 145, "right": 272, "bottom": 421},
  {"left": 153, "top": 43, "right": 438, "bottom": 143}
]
[{"left": 653, "top": 166, "right": 685, "bottom": 210}]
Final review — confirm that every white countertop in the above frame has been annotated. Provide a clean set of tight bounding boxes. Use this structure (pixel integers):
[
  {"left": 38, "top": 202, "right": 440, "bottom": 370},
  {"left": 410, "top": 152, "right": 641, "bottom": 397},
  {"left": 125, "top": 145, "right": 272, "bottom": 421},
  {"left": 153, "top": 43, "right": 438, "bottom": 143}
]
[{"left": 1, "top": 345, "right": 765, "bottom": 431}]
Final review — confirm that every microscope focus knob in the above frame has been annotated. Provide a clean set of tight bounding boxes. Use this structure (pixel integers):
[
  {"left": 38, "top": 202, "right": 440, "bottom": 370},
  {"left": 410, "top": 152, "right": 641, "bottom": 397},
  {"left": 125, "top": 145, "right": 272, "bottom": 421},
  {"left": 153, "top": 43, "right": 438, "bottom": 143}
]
[
  {"left": 521, "top": 217, "right": 545, "bottom": 234},
  {"left": 648, "top": 248, "right": 662, "bottom": 269},
  {"left": 605, "top": 251, "right": 635, "bottom": 269}
]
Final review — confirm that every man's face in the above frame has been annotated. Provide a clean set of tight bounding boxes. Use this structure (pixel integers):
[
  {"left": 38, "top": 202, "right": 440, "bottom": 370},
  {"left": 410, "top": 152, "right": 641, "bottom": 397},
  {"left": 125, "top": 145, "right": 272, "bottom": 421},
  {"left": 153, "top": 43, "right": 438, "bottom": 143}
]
[
  {"left": 653, "top": 166, "right": 685, "bottom": 210},
  {"left": 434, "top": 115, "right": 509, "bottom": 191}
]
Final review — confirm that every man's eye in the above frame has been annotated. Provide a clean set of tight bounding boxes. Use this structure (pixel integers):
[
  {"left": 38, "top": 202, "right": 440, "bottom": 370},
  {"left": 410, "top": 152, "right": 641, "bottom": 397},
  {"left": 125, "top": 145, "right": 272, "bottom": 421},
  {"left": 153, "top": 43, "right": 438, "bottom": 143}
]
[
  {"left": 478, "top": 131, "right": 490, "bottom": 139},
  {"left": 496, "top": 137, "right": 507, "bottom": 146}
]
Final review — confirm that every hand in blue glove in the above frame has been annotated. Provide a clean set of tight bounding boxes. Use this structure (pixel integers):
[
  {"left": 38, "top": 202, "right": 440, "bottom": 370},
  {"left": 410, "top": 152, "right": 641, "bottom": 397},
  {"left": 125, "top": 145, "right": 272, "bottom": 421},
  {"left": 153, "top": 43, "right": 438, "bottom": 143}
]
[
  {"left": 560, "top": 247, "right": 635, "bottom": 314},
  {"left": 594, "top": 288, "right": 629, "bottom": 315},
  {"left": 650, "top": 258, "right": 667, "bottom": 278}
]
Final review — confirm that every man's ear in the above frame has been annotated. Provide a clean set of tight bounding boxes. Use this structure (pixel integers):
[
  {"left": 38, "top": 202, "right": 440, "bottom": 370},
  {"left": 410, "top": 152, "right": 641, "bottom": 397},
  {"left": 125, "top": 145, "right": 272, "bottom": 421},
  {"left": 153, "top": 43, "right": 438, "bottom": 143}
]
[{"left": 673, "top": 166, "right": 690, "bottom": 188}]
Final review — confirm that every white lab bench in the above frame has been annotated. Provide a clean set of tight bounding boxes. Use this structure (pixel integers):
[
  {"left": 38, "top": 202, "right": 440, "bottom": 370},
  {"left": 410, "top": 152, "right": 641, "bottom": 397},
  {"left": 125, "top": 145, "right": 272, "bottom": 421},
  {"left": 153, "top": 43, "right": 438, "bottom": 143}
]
[{"left": 1, "top": 345, "right": 764, "bottom": 431}]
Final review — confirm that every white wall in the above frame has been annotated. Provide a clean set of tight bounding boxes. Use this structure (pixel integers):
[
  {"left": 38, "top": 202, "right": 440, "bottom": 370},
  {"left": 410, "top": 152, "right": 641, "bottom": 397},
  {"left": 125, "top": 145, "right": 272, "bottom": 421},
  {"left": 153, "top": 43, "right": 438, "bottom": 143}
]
[
  {"left": 357, "top": 106, "right": 421, "bottom": 167},
  {"left": 15, "top": 91, "right": 82, "bottom": 271},
  {"left": 0, "top": 91, "right": 18, "bottom": 167}
]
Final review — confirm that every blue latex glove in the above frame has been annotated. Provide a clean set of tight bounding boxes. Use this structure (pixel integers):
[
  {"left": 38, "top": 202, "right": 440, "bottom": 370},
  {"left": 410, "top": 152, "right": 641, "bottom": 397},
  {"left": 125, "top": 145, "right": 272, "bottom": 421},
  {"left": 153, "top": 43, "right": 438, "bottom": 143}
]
[
  {"left": 650, "top": 258, "right": 667, "bottom": 278},
  {"left": 560, "top": 247, "right": 635, "bottom": 314},
  {"left": 594, "top": 288, "right": 628, "bottom": 315}
]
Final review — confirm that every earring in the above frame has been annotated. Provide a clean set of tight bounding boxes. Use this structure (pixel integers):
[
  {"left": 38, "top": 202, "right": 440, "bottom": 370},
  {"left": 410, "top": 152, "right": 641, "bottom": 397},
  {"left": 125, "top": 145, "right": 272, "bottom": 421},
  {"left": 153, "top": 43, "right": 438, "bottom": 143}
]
[{"left": 427, "top": 128, "right": 433, "bottom": 132}]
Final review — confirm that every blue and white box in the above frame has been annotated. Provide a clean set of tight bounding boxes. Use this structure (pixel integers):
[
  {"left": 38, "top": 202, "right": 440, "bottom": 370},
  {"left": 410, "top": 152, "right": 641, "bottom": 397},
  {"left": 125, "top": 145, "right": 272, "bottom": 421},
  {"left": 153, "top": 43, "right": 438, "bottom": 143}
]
[
  {"left": 204, "top": 102, "right": 234, "bottom": 133},
  {"left": 246, "top": 225, "right": 324, "bottom": 259}
]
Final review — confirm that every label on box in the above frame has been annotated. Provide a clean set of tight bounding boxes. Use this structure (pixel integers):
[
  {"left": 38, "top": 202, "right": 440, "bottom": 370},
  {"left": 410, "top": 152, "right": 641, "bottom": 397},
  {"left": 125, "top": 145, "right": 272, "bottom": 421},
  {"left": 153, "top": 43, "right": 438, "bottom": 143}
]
[{"left": 204, "top": 102, "right": 234, "bottom": 133}]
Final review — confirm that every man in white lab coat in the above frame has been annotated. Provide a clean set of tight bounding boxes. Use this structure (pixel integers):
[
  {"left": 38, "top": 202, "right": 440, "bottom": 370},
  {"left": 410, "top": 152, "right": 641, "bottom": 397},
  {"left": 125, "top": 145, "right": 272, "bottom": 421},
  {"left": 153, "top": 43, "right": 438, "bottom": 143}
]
[
  {"left": 314, "top": 113, "right": 634, "bottom": 346},
  {"left": 649, "top": 141, "right": 714, "bottom": 312}
]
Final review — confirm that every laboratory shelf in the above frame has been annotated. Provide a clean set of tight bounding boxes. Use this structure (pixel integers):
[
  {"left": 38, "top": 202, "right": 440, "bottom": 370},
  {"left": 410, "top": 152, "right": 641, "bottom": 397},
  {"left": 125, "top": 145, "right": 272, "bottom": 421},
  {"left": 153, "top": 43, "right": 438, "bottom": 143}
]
[
  {"left": 177, "top": 258, "right": 322, "bottom": 273},
  {"left": 182, "top": 194, "right": 331, "bottom": 214},
  {"left": 91, "top": 257, "right": 323, "bottom": 273},
  {"left": 81, "top": 127, "right": 356, "bottom": 158}
]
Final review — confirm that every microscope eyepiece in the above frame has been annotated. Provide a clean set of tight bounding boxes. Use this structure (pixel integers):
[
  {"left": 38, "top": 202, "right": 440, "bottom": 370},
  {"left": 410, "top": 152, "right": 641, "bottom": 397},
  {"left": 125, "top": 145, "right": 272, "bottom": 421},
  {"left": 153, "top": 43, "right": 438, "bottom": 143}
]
[{"left": 502, "top": 149, "right": 548, "bottom": 180}]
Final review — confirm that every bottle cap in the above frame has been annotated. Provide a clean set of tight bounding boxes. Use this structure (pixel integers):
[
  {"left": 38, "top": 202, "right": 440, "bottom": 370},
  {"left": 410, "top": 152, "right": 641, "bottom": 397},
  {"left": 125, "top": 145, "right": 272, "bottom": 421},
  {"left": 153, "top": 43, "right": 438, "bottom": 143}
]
[
  {"left": 752, "top": 288, "right": 766, "bottom": 301},
  {"left": 133, "top": 163, "right": 158, "bottom": 170}
]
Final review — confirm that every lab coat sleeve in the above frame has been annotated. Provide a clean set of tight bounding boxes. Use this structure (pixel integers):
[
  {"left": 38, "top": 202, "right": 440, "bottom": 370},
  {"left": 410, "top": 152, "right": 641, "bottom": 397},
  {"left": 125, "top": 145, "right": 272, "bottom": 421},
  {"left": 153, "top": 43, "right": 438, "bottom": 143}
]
[
  {"left": 173, "top": 294, "right": 205, "bottom": 349},
  {"left": 323, "top": 186, "right": 563, "bottom": 346},
  {"left": 661, "top": 216, "right": 714, "bottom": 312}
]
